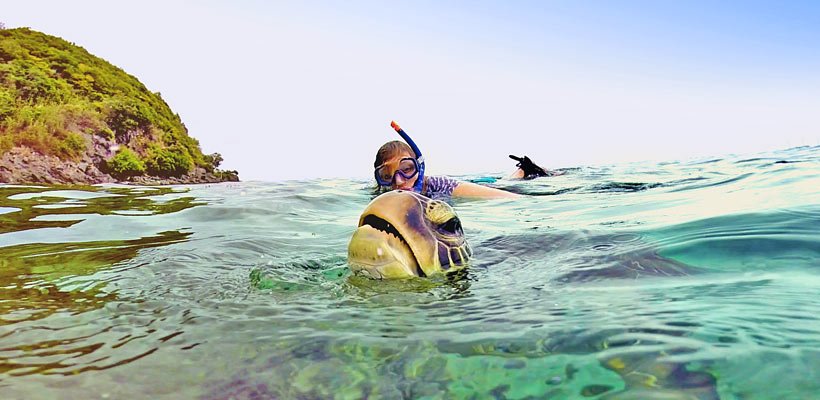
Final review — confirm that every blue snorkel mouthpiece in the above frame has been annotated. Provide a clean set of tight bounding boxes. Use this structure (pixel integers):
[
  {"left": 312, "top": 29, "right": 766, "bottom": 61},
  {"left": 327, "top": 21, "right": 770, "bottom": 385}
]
[{"left": 391, "top": 121, "right": 425, "bottom": 193}]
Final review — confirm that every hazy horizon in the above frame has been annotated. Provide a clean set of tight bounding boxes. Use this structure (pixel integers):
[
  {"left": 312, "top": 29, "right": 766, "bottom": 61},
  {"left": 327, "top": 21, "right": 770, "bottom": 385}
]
[{"left": 5, "top": 1, "right": 819, "bottom": 182}]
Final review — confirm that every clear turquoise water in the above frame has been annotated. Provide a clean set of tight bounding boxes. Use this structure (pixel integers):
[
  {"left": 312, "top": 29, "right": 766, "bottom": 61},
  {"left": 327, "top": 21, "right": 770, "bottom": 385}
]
[{"left": 2, "top": 146, "right": 820, "bottom": 399}]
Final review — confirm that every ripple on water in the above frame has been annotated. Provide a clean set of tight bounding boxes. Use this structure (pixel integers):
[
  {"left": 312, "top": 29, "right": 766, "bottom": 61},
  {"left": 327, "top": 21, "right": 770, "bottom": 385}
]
[{"left": 1, "top": 149, "right": 820, "bottom": 398}]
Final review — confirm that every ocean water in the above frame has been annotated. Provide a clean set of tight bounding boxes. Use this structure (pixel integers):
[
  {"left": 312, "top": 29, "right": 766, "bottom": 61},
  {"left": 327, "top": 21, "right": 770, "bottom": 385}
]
[{"left": 2, "top": 146, "right": 820, "bottom": 399}]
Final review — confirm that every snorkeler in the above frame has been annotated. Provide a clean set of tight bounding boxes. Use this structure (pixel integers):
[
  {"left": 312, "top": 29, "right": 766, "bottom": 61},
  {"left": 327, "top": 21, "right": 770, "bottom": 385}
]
[{"left": 374, "top": 122, "right": 519, "bottom": 199}]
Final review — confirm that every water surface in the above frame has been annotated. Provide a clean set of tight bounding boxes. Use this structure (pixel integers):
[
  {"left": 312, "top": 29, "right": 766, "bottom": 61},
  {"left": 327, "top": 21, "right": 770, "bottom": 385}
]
[{"left": 2, "top": 146, "right": 820, "bottom": 399}]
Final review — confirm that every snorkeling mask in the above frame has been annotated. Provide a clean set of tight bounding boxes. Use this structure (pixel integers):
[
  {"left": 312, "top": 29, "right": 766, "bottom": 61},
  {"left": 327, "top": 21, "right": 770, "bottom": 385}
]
[
  {"left": 375, "top": 157, "right": 420, "bottom": 186},
  {"left": 377, "top": 121, "right": 425, "bottom": 193}
]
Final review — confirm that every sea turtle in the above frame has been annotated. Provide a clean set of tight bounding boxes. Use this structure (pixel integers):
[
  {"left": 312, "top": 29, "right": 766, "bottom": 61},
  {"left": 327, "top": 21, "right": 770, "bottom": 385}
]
[
  {"left": 347, "top": 190, "right": 719, "bottom": 399},
  {"left": 347, "top": 190, "right": 694, "bottom": 282},
  {"left": 347, "top": 190, "right": 471, "bottom": 279}
]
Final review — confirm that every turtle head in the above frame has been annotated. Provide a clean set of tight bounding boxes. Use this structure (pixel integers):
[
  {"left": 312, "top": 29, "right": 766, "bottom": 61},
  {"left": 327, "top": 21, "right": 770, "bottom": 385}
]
[{"left": 347, "top": 190, "right": 471, "bottom": 279}]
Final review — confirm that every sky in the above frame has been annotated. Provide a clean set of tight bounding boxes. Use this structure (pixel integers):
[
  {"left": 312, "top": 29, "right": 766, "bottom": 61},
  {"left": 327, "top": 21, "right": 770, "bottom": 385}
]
[{"left": 4, "top": 0, "right": 820, "bottom": 181}]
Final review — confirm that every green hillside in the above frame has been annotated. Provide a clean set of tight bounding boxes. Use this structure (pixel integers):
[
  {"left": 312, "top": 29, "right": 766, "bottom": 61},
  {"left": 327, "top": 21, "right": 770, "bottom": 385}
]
[{"left": 0, "top": 27, "right": 236, "bottom": 182}]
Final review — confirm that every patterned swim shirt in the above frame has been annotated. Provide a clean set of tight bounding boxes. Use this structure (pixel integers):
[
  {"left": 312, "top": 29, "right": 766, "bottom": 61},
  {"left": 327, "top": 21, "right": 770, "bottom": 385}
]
[{"left": 423, "top": 175, "right": 460, "bottom": 200}]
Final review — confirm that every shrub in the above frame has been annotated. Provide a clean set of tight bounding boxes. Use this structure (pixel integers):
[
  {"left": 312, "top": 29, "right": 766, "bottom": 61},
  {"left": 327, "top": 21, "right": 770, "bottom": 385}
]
[
  {"left": 17, "top": 118, "right": 54, "bottom": 155},
  {"left": 96, "top": 126, "right": 114, "bottom": 140},
  {"left": 145, "top": 145, "right": 192, "bottom": 177},
  {"left": 0, "top": 135, "right": 12, "bottom": 155},
  {"left": 203, "top": 152, "right": 223, "bottom": 171},
  {"left": 0, "top": 88, "right": 14, "bottom": 120},
  {"left": 5, "top": 60, "right": 73, "bottom": 103},
  {"left": 106, "top": 147, "right": 145, "bottom": 178},
  {"left": 0, "top": 36, "right": 25, "bottom": 62},
  {"left": 57, "top": 132, "right": 86, "bottom": 158},
  {"left": 215, "top": 169, "right": 239, "bottom": 181},
  {"left": 103, "top": 97, "right": 152, "bottom": 138}
]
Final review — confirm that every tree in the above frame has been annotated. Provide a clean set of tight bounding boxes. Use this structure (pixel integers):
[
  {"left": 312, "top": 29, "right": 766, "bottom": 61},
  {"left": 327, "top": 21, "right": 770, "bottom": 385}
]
[
  {"left": 0, "top": 22, "right": 5, "bottom": 30},
  {"left": 205, "top": 152, "right": 223, "bottom": 169}
]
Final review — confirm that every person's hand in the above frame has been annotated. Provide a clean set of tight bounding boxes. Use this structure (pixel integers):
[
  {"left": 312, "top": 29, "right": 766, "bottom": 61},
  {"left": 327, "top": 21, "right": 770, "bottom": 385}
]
[{"left": 509, "top": 155, "right": 549, "bottom": 179}]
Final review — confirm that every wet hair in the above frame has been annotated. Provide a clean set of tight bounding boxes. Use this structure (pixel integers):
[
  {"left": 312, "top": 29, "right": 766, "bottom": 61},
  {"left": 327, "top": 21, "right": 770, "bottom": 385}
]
[{"left": 373, "top": 140, "right": 416, "bottom": 169}]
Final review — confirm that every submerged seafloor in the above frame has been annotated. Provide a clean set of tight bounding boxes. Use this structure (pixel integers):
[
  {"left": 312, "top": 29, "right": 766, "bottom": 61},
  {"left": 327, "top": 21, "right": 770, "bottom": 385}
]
[{"left": 1, "top": 145, "right": 820, "bottom": 399}]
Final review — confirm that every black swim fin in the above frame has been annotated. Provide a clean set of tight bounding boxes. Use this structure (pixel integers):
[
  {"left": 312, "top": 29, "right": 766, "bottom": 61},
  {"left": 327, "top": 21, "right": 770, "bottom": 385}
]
[{"left": 509, "top": 155, "right": 551, "bottom": 179}]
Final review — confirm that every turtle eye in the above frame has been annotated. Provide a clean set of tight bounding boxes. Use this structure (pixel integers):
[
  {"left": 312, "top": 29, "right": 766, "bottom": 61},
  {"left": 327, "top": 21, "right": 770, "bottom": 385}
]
[{"left": 438, "top": 217, "right": 462, "bottom": 235}]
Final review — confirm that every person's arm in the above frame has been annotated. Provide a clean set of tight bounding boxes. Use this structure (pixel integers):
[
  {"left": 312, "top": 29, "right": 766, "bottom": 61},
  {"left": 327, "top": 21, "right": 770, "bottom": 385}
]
[
  {"left": 507, "top": 168, "right": 525, "bottom": 180},
  {"left": 452, "top": 181, "right": 519, "bottom": 199}
]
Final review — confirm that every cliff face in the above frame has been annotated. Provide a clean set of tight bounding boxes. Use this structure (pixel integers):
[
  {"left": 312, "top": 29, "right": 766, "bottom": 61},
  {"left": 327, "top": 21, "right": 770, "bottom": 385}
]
[{"left": 0, "top": 28, "right": 238, "bottom": 184}]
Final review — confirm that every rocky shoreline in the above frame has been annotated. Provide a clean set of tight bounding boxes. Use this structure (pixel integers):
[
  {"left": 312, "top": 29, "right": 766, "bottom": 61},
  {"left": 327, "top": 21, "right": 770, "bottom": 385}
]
[
  {"left": 1, "top": 28, "right": 240, "bottom": 186},
  {"left": 0, "top": 144, "right": 238, "bottom": 186}
]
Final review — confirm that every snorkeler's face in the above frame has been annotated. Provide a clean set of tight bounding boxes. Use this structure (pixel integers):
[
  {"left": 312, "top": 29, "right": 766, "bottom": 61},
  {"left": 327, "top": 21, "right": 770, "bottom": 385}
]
[{"left": 376, "top": 152, "right": 419, "bottom": 191}]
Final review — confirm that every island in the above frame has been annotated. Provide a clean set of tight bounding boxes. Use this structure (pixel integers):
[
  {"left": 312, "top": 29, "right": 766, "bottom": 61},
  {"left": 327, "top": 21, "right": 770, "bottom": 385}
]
[{"left": 0, "top": 27, "right": 238, "bottom": 185}]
